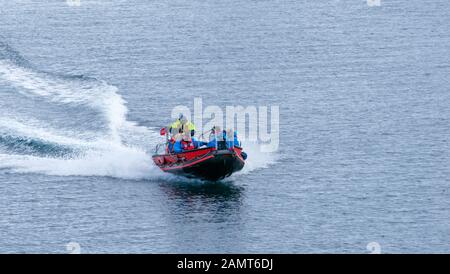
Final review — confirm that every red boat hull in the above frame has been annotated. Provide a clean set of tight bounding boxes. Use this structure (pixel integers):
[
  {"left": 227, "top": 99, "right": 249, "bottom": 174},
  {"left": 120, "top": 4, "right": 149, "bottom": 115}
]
[{"left": 152, "top": 147, "right": 245, "bottom": 181}]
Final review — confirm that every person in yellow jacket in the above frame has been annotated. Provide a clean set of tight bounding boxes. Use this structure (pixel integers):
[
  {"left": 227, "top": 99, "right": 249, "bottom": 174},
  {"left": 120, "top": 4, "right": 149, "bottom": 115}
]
[{"left": 169, "top": 114, "right": 196, "bottom": 137}]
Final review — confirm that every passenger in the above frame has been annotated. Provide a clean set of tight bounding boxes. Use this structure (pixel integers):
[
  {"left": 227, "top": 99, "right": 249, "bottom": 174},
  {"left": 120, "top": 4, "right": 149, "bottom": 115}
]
[
  {"left": 233, "top": 131, "right": 241, "bottom": 147},
  {"left": 226, "top": 129, "right": 235, "bottom": 149},
  {"left": 180, "top": 116, "right": 196, "bottom": 137},
  {"left": 167, "top": 137, "right": 175, "bottom": 153},
  {"left": 191, "top": 137, "right": 198, "bottom": 148},
  {"left": 168, "top": 114, "right": 182, "bottom": 135},
  {"left": 173, "top": 135, "right": 183, "bottom": 153},
  {"left": 207, "top": 126, "right": 220, "bottom": 148},
  {"left": 181, "top": 134, "right": 195, "bottom": 151},
  {"left": 173, "top": 140, "right": 183, "bottom": 153},
  {"left": 169, "top": 114, "right": 196, "bottom": 137}
]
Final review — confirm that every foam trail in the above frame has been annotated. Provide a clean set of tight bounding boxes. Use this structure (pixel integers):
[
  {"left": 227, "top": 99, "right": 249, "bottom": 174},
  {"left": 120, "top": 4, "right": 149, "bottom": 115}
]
[
  {"left": 0, "top": 59, "right": 130, "bottom": 142},
  {"left": 0, "top": 117, "right": 92, "bottom": 148},
  {"left": 0, "top": 148, "right": 159, "bottom": 180},
  {"left": 0, "top": 54, "right": 160, "bottom": 179},
  {"left": 0, "top": 118, "right": 160, "bottom": 179}
]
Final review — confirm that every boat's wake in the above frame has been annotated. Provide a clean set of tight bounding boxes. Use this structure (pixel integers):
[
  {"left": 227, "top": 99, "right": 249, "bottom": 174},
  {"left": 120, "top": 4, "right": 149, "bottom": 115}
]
[{"left": 0, "top": 42, "right": 277, "bottom": 180}]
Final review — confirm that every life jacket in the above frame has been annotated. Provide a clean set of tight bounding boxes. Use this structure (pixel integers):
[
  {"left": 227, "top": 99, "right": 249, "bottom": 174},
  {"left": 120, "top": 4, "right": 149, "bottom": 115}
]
[
  {"left": 181, "top": 140, "right": 195, "bottom": 151},
  {"left": 181, "top": 122, "right": 196, "bottom": 136},
  {"left": 169, "top": 120, "right": 182, "bottom": 135},
  {"left": 186, "top": 122, "right": 196, "bottom": 131},
  {"left": 170, "top": 119, "right": 181, "bottom": 128}
]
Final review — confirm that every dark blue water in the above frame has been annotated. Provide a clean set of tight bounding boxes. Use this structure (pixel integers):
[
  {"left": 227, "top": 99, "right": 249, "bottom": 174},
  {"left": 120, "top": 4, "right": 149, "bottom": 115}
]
[{"left": 0, "top": 0, "right": 449, "bottom": 253}]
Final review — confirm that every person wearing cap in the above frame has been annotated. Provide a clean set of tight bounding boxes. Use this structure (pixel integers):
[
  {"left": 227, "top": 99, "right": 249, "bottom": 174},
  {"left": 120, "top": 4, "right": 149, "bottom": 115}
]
[{"left": 169, "top": 114, "right": 196, "bottom": 137}]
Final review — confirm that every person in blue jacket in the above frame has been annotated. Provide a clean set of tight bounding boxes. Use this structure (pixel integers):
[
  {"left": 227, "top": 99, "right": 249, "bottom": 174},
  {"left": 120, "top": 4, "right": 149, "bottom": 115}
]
[
  {"left": 224, "top": 129, "right": 234, "bottom": 149},
  {"left": 167, "top": 139, "right": 175, "bottom": 152},
  {"left": 233, "top": 131, "right": 241, "bottom": 147},
  {"left": 206, "top": 126, "right": 219, "bottom": 148},
  {"left": 173, "top": 139, "right": 183, "bottom": 153},
  {"left": 222, "top": 129, "right": 242, "bottom": 149}
]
